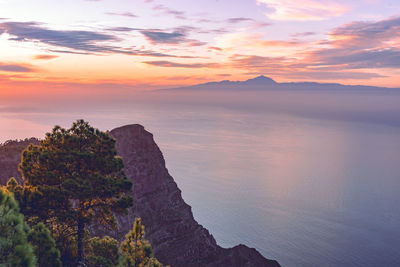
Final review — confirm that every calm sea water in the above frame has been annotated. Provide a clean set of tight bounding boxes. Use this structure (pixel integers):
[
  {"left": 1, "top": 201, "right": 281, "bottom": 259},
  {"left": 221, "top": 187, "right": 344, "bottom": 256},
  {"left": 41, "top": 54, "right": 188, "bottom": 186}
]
[{"left": 1, "top": 90, "right": 400, "bottom": 266}]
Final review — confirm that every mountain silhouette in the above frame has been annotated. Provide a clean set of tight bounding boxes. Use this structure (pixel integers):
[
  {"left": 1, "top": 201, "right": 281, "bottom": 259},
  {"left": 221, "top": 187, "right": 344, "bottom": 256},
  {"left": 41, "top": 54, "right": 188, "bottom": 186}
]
[{"left": 165, "top": 75, "right": 399, "bottom": 92}]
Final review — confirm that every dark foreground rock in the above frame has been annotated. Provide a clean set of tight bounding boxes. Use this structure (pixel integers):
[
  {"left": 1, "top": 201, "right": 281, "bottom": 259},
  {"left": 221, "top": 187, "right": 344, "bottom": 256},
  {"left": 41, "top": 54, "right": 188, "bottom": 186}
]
[{"left": 0, "top": 124, "right": 280, "bottom": 267}]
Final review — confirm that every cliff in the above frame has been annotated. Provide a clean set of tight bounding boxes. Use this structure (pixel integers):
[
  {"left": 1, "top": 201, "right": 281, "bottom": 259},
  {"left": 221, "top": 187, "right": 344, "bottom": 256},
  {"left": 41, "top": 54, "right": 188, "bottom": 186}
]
[
  {"left": 0, "top": 138, "right": 39, "bottom": 185},
  {"left": 0, "top": 125, "right": 280, "bottom": 267}
]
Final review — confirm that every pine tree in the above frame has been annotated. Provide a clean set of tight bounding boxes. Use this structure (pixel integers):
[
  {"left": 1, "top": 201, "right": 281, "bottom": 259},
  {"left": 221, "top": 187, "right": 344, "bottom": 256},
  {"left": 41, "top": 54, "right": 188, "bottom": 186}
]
[
  {"left": 19, "top": 120, "right": 133, "bottom": 266},
  {"left": 0, "top": 188, "right": 37, "bottom": 267},
  {"left": 86, "top": 236, "right": 119, "bottom": 267},
  {"left": 28, "top": 222, "right": 62, "bottom": 267},
  {"left": 5, "top": 177, "right": 18, "bottom": 192},
  {"left": 118, "top": 218, "right": 165, "bottom": 267}
]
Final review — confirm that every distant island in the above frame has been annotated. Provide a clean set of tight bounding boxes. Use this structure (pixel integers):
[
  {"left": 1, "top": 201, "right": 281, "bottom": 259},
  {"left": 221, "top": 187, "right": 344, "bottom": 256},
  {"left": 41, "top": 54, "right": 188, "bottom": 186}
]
[{"left": 165, "top": 75, "right": 400, "bottom": 92}]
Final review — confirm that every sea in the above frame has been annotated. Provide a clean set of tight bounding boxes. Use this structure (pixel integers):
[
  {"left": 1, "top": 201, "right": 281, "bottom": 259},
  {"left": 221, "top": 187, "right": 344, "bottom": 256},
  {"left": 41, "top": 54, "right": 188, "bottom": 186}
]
[{"left": 1, "top": 88, "right": 400, "bottom": 266}]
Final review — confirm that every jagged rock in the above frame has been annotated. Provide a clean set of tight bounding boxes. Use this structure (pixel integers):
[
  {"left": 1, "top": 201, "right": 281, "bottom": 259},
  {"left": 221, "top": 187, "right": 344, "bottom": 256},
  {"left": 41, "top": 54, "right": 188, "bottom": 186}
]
[{"left": 0, "top": 125, "right": 280, "bottom": 267}]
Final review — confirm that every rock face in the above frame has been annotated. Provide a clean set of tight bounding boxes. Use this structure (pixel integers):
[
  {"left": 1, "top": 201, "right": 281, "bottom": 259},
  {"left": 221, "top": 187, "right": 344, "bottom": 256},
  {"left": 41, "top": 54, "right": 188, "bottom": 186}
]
[
  {"left": 0, "top": 125, "right": 280, "bottom": 267},
  {"left": 0, "top": 138, "right": 39, "bottom": 185}
]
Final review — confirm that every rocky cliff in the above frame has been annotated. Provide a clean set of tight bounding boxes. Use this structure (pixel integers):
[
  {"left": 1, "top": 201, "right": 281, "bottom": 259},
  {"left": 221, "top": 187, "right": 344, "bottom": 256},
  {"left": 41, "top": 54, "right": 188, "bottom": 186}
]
[
  {"left": 0, "top": 124, "right": 280, "bottom": 267},
  {"left": 0, "top": 138, "right": 39, "bottom": 185}
]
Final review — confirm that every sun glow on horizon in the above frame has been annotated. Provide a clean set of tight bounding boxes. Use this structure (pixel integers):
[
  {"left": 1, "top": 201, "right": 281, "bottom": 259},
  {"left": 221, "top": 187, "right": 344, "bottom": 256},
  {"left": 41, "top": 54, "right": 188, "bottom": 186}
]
[{"left": 0, "top": 0, "right": 399, "bottom": 95}]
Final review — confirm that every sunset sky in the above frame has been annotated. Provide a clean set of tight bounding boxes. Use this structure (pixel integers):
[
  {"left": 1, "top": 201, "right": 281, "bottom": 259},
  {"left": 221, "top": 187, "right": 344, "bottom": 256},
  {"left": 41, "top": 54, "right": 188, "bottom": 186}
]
[{"left": 1, "top": 0, "right": 400, "bottom": 98}]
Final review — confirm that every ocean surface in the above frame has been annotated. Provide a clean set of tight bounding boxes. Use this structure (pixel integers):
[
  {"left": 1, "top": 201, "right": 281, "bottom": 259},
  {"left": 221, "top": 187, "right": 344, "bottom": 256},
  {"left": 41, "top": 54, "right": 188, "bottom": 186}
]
[{"left": 1, "top": 89, "right": 400, "bottom": 266}]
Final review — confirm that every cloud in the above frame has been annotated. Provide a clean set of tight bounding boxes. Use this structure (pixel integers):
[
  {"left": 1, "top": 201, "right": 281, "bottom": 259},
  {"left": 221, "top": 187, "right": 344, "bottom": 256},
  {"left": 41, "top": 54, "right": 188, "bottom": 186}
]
[
  {"left": 230, "top": 54, "right": 291, "bottom": 69},
  {"left": 123, "top": 50, "right": 191, "bottom": 58},
  {"left": 152, "top": 4, "right": 186, "bottom": 20},
  {"left": 0, "top": 21, "right": 119, "bottom": 53},
  {"left": 0, "top": 63, "right": 35, "bottom": 72},
  {"left": 291, "top": 32, "right": 317, "bottom": 37},
  {"left": 327, "top": 16, "right": 400, "bottom": 49},
  {"left": 196, "top": 27, "right": 230, "bottom": 35},
  {"left": 216, "top": 32, "right": 301, "bottom": 53},
  {"left": 33, "top": 55, "right": 58, "bottom": 60},
  {"left": 140, "top": 29, "right": 207, "bottom": 46},
  {"left": 253, "top": 22, "right": 273, "bottom": 28},
  {"left": 309, "top": 48, "right": 400, "bottom": 69},
  {"left": 282, "top": 70, "right": 386, "bottom": 80},
  {"left": 47, "top": 49, "right": 91, "bottom": 55},
  {"left": 208, "top": 46, "right": 223, "bottom": 51},
  {"left": 105, "top": 12, "right": 137, "bottom": 18},
  {"left": 227, "top": 17, "right": 253, "bottom": 24},
  {"left": 257, "top": 0, "right": 349, "bottom": 21},
  {"left": 141, "top": 30, "right": 186, "bottom": 44},
  {"left": 105, "top": 27, "right": 137, "bottom": 32},
  {"left": 0, "top": 21, "right": 199, "bottom": 57},
  {"left": 228, "top": 53, "right": 385, "bottom": 81},
  {"left": 216, "top": 73, "right": 232, "bottom": 77},
  {"left": 225, "top": 16, "right": 400, "bottom": 81},
  {"left": 304, "top": 16, "right": 400, "bottom": 69},
  {"left": 143, "top": 60, "right": 220, "bottom": 68}
]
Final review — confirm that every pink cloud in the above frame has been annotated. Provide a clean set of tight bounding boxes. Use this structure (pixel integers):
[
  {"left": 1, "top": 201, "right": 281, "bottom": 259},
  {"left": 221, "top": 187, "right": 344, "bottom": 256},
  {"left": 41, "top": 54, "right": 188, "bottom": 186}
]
[
  {"left": 33, "top": 55, "right": 58, "bottom": 60},
  {"left": 152, "top": 4, "right": 187, "bottom": 20}
]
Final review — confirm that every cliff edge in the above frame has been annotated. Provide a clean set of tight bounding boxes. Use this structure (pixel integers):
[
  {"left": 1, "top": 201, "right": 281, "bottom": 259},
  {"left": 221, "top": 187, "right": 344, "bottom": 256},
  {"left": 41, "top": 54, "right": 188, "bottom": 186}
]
[{"left": 0, "top": 124, "right": 280, "bottom": 267}]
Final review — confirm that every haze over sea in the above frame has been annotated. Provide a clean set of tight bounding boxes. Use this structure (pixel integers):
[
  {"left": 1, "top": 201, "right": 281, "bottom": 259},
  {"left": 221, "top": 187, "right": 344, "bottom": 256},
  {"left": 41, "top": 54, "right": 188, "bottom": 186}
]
[
  {"left": 3, "top": 0, "right": 400, "bottom": 265},
  {"left": 1, "top": 83, "right": 400, "bottom": 267}
]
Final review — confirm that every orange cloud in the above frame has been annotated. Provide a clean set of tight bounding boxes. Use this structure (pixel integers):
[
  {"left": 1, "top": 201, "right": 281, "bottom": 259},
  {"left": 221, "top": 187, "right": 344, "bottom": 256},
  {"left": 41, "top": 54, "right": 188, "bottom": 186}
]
[
  {"left": 33, "top": 55, "right": 59, "bottom": 60},
  {"left": 143, "top": 60, "right": 221, "bottom": 68}
]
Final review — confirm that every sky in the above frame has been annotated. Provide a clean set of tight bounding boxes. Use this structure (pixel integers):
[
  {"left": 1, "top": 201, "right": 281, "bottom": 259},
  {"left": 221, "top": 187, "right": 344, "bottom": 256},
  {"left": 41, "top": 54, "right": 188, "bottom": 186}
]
[{"left": 0, "top": 0, "right": 400, "bottom": 100}]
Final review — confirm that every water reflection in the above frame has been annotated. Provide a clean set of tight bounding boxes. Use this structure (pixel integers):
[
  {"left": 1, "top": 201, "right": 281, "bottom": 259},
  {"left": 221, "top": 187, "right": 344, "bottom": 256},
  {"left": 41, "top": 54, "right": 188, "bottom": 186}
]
[{"left": 1, "top": 99, "right": 400, "bottom": 266}]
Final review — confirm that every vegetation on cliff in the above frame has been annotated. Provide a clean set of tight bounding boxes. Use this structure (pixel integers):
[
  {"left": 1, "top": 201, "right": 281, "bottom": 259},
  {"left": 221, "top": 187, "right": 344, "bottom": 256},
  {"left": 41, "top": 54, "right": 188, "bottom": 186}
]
[
  {"left": 118, "top": 218, "right": 164, "bottom": 267},
  {"left": 0, "top": 188, "right": 37, "bottom": 267},
  {"left": 0, "top": 120, "right": 166, "bottom": 267}
]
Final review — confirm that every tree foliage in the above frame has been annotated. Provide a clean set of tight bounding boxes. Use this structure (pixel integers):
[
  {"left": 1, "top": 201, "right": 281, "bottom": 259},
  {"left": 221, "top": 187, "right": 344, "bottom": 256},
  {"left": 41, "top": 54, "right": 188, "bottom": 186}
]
[
  {"left": 18, "top": 120, "right": 133, "bottom": 265},
  {"left": 0, "top": 188, "right": 37, "bottom": 267},
  {"left": 118, "top": 218, "right": 165, "bottom": 267},
  {"left": 28, "top": 222, "right": 62, "bottom": 267},
  {"left": 86, "top": 236, "right": 119, "bottom": 267}
]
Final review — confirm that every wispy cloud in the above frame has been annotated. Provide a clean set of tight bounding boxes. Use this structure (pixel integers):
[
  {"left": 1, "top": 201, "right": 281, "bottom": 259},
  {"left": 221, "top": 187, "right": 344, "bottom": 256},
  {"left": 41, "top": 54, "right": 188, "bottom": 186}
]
[
  {"left": 0, "top": 21, "right": 199, "bottom": 57},
  {"left": 257, "top": 0, "right": 349, "bottom": 21},
  {"left": 216, "top": 32, "right": 301, "bottom": 52},
  {"left": 229, "top": 54, "right": 385, "bottom": 80},
  {"left": 105, "top": 12, "right": 137, "bottom": 18},
  {"left": 141, "top": 30, "right": 186, "bottom": 44},
  {"left": 0, "top": 22, "right": 119, "bottom": 53},
  {"left": 143, "top": 60, "right": 220, "bottom": 68},
  {"left": 222, "top": 16, "right": 400, "bottom": 81},
  {"left": 152, "top": 4, "right": 187, "bottom": 20},
  {"left": 208, "top": 46, "right": 223, "bottom": 51},
  {"left": 309, "top": 48, "right": 400, "bottom": 69},
  {"left": 0, "top": 62, "right": 35, "bottom": 72},
  {"left": 124, "top": 50, "right": 196, "bottom": 58},
  {"left": 291, "top": 32, "right": 317, "bottom": 37},
  {"left": 105, "top": 27, "right": 137, "bottom": 32},
  {"left": 140, "top": 28, "right": 207, "bottom": 46},
  {"left": 227, "top": 17, "right": 253, "bottom": 24},
  {"left": 33, "top": 55, "right": 58, "bottom": 60},
  {"left": 305, "top": 16, "right": 400, "bottom": 69},
  {"left": 327, "top": 16, "right": 400, "bottom": 49}
]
